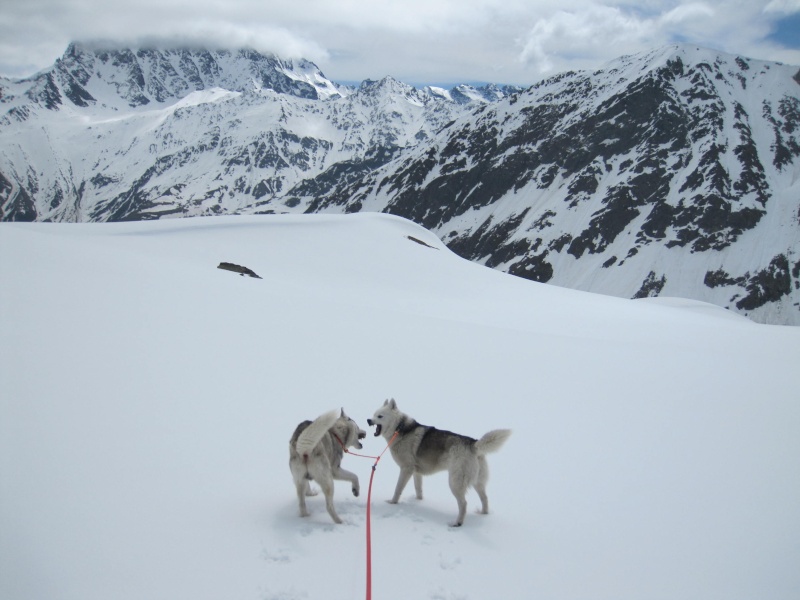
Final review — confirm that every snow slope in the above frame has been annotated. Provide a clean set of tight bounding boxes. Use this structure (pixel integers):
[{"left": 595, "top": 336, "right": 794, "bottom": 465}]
[{"left": 1, "top": 214, "right": 799, "bottom": 600}]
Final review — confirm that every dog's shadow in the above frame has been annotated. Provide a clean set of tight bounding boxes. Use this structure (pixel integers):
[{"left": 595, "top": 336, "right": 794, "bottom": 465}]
[
  {"left": 372, "top": 495, "right": 491, "bottom": 529},
  {"left": 274, "top": 489, "right": 492, "bottom": 540}
]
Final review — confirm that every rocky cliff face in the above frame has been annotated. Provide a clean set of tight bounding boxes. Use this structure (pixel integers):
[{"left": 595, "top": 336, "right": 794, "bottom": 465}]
[
  {"left": 308, "top": 46, "right": 800, "bottom": 325},
  {"left": 1, "top": 43, "right": 798, "bottom": 324},
  {"left": 0, "top": 43, "right": 505, "bottom": 223}
]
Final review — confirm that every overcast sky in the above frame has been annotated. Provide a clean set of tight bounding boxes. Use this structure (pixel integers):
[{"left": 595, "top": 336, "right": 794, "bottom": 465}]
[{"left": 0, "top": 0, "right": 798, "bottom": 85}]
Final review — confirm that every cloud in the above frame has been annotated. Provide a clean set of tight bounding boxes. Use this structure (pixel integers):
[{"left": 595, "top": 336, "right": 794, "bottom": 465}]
[
  {"left": 660, "top": 3, "right": 716, "bottom": 24},
  {"left": 0, "top": 2, "right": 331, "bottom": 77},
  {"left": 115, "top": 22, "right": 330, "bottom": 63},
  {"left": 763, "top": 0, "right": 800, "bottom": 13},
  {"left": 0, "top": 0, "right": 798, "bottom": 84},
  {"left": 515, "top": 1, "right": 800, "bottom": 76},
  {"left": 519, "top": 6, "right": 660, "bottom": 73},
  {"left": 657, "top": 3, "right": 721, "bottom": 43}
]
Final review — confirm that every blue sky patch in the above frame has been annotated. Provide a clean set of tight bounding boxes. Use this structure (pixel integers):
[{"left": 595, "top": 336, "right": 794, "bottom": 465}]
[{"left": 768, "top": 13, "right": 800, "bottom": 49}]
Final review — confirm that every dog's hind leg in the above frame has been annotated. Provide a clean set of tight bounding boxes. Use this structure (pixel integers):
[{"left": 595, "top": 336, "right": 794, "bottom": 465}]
[
  {"left": 313, "top": 471, "right": 342, "bottom": 524},
  {"left": 295, "top": 479, "right": 311, "bottom": 518},
  {"left": 291, "top": 459, "right": 313, "bottom": 517},
  {"left": 474, "top": 455, "right": 489, "bottom": 514},
  {"left": 320, "top": 477, "right": 342, "bottom": 524},
  {"left": 448, "top": 471, "right": 470, "bottom": 527},
  {"left": 307, "top": 460, "right": 343, "bottom": 524},
  {"left": 413, "top": 473, "right": 424, "bottom": 500}
]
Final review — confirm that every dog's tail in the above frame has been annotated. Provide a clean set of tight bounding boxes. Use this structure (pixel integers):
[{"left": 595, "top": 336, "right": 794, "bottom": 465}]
[
  {"left": 295, "top": 409, "right": 340, "bottom": 459},
  {"left": 475, "top": 429, "right": 512, "bottom": 455}
]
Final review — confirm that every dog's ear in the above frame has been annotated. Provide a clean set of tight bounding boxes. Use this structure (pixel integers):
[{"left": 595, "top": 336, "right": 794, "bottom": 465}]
[
  {"left": 340, "top": 407, "right": 347, "bottom": 418},
  {"left": 388, "top": 398, "right": 397, "bottom": 409},
  {"left": 383, "top": 399, "right": 389, "bottom": 406}
]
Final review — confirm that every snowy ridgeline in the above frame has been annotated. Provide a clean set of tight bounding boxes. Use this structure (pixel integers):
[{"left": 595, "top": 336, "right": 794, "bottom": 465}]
[
  {"left": 1, "top": 214, "right": 799, "bottom": 600},
  {"left": 2, "top": 44, "right": 799, "bottom": 325}
]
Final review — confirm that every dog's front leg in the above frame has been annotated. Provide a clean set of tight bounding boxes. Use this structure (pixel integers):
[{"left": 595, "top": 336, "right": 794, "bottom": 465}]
[
  {"left": 334, "top": 466, "right": 360, "bottom": 497},
  {"left": 389, "top": 467, "right": 414, "bottom": 504}
]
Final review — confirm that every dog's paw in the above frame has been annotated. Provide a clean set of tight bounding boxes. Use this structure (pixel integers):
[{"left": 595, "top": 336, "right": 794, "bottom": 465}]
[
  {"left": 448, "top": 521, "right": 463, "bottom": 528},
  {"left": 386, "top": 499, "right": 399, "bottom": 505},
  {"left": 352, "top": 486, "right": 360, "bottom": 497}
]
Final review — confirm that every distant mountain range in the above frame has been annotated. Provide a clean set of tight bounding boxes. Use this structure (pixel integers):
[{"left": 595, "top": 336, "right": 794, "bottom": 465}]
[{"left": 1, "top": 42, "right": 798, "bottom": 324}]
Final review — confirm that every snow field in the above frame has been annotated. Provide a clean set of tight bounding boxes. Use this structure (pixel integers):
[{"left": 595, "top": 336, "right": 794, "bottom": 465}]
[{"left": 1, "top": 214, "right": 798, "bottom": 600}]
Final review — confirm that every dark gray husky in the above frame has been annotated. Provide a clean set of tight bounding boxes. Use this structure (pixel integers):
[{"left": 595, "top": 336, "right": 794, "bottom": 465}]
[
  {"left": 289, "top": 408, "right": 366, "bottom": 524},
  {"left": 368, "top": 399, "right": 511, "bottom": 526}
]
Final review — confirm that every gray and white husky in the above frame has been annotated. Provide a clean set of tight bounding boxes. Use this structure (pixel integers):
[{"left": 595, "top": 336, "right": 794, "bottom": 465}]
[
  {"left": 367, "top": 399, "right": 511, "bottom": 527},
  {"left": 289, "top": 408, "right": 367, "bottom": 524}
]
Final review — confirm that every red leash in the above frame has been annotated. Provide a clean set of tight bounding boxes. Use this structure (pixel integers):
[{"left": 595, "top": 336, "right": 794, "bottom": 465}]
[
  {"left": 335, "top": 431, "right": 398, "bottom": 600},
  {"left": 364, "top": 431, "right": 397, "bottom": 600}
]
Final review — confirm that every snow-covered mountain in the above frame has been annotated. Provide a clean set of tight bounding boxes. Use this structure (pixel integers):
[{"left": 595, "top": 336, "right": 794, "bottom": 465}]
[
  {"left": 0, "top": 43, "right": 514, "bottom": 223},
  {"left": 316, "top": 46, "right": 800, "bottom": 326},
  {"left": 1, "top": 43, "right": 798, "bottom": 324}
]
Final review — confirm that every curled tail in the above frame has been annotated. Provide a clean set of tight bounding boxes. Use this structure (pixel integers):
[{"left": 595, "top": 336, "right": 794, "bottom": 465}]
[
  {"left": 474, "top": 429, "right": 512, "bottom": 455},
  {"left": 295, "top": 409, "right": 339, "bottom": 458}
]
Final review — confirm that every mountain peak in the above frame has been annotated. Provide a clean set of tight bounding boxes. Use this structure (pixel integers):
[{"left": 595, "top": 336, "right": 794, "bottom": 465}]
[
  {"left": 359, "top": 76, "right": 416, "bottom": 94},
  {"left": 20, "top": 42, "right": 342, "bottom": 110},
  {"left": 601, "top": 43, "right": 785, "bottom": 86}
]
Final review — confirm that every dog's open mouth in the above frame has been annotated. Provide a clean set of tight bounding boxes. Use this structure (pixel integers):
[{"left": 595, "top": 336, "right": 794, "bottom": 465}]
[{"left": 367, "top": 418, "right": 382, "bottom": 437}]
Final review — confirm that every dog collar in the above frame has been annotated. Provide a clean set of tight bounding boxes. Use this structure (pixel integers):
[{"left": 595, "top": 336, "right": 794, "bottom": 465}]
[{"left": 395, "top": 418, "right": 418, "bottom": 435}]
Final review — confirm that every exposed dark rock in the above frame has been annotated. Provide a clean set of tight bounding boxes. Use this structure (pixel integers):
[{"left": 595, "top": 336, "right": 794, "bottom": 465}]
[
  {"left": 704, "top": 268, "right": 740, "bottom": 288},
  {"left": 0, "top": 172, "right": 37, "bottom": 221},
  {"left": 736, "top": 255, "right": 792, "bottom": 310},
  {"left": 407, "top": 235, "right": 438, "bottom": 249},
  {"left": 507, "top": 251, "right": 554, "bottom": 283},
  {"left": 217, "top": 262, "right": 262, "bottom": 278},
  {"left": 705, "top": 255, "right": 793, "bottom": 311},
  {"left": 633, "top": 271, "right": 667, "bottom": 299}
]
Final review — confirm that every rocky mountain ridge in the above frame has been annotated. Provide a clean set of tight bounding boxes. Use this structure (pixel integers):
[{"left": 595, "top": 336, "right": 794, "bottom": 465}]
[
  {"left": 0, "top": 43, "right": 518, "bottom": 222},
  {"left": 291, "top": 46, "right": 800, "bottom": 325},
  {"left": 1, "top": 43, "right": 798, "bottom": 324}
]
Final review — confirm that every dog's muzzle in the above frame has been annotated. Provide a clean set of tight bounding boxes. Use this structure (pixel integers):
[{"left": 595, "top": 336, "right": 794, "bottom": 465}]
[{"left": 367, "top": 419, "right": 382, "bottom": 437}]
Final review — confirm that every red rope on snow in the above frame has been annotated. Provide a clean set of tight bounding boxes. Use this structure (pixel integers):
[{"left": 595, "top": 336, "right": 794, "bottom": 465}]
[
  {"left": 334, "top": 430, "right": 398, "bottom": 600},
  {"left": 365, "top": 431, "right": 397, "bottom": 600}
]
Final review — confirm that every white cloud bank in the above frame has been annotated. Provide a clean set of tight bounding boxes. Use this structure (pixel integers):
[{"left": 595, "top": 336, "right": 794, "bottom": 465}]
[{"left": 0, "top": 1, "right": 798, "bottom": 85}]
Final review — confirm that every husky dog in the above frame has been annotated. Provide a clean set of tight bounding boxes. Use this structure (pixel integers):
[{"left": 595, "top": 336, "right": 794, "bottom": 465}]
[
  {"left": 367, "top": 399, "right": 511, "bottom": 526},
  {"left": 289, "top": 408, "right": 367, "bottom": 524}
]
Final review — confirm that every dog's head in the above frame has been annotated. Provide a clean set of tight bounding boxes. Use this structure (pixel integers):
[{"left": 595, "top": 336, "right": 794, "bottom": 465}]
[
  {"left": 336, "top": 408, "right": 366, "bottom": 450},
  {"left": 367, "top": 398, "right": 400, "bottom": 438}
]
